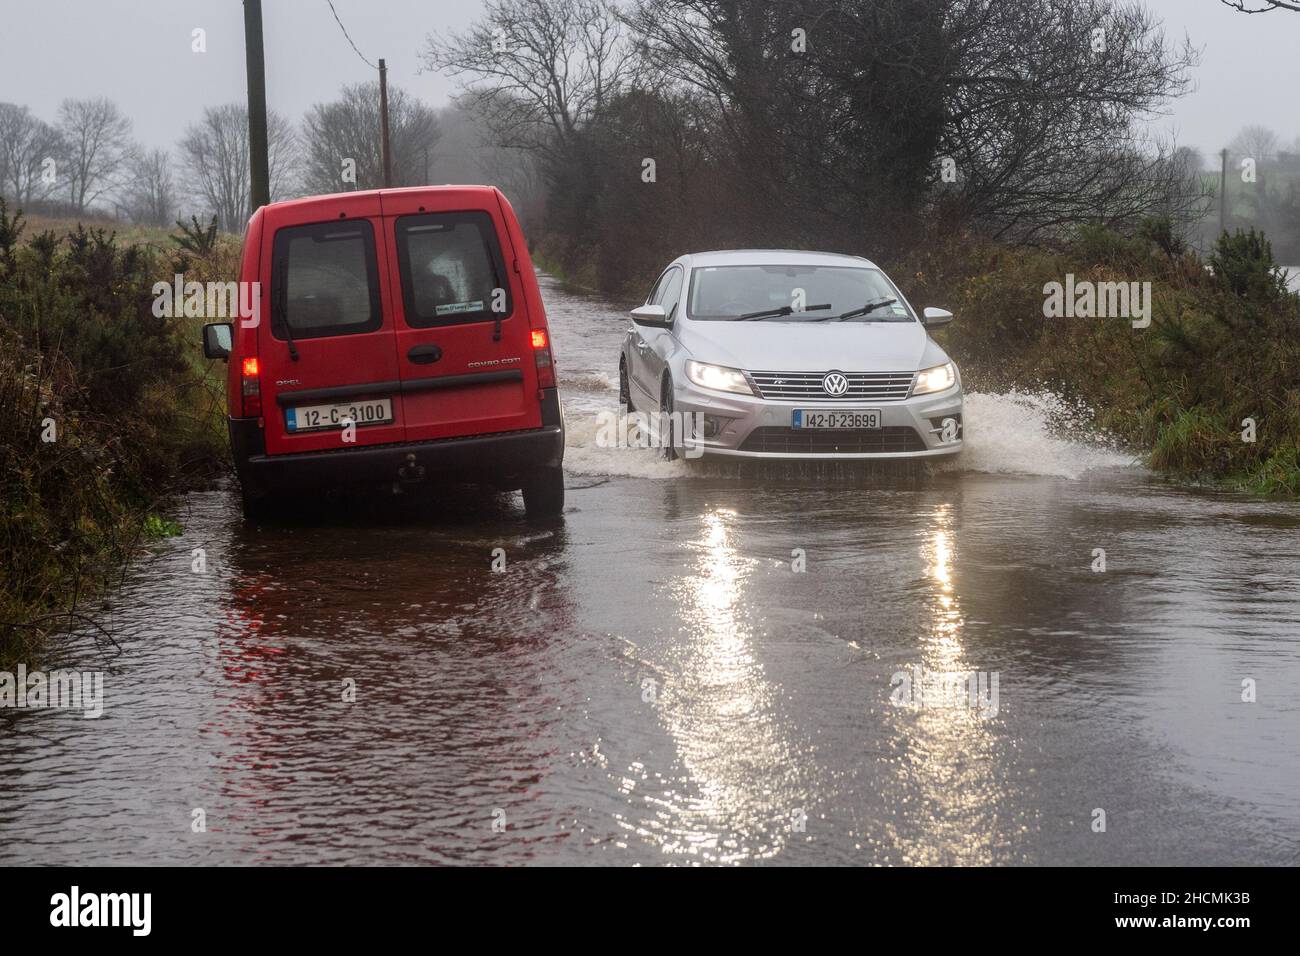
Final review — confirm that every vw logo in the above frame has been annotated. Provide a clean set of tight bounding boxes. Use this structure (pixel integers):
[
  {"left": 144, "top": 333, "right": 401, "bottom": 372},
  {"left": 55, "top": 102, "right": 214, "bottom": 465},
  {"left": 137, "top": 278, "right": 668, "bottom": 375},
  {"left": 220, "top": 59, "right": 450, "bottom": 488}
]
[{"left": 822, "top": 371, "right": 849, "bottom": 396}]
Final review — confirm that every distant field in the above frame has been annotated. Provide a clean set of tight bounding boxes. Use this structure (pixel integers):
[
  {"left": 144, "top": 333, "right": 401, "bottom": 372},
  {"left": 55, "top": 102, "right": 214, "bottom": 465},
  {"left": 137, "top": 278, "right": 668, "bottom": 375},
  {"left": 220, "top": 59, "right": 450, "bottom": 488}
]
[
  {"left": 20, "top": 212, "right": 172, "bottom": 248},
  {"left": 17, "top": 212, "right": 239, "bottom": 252}
]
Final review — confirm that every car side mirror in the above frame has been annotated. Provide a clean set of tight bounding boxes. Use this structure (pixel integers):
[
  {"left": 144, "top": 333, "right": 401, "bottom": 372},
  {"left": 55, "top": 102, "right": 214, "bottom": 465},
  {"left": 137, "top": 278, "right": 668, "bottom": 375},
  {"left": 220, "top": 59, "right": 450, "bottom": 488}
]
[
  {"left": 630, "top": 304, "right": 671, "bottom": 328},
  {"left": 923, "top": 307, "right": 954, "bottom": 328},
  {"left": 202, "top": 322, "right": 233, "bottom": 360}
]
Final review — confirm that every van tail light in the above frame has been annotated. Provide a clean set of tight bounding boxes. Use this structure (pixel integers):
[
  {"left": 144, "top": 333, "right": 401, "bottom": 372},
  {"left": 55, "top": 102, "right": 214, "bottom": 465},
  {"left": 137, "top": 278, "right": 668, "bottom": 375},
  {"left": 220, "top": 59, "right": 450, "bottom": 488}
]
[
  {"left": 530, "top": 328, "right": 556, "bottom": 389},
  {"left": 241, "top": 356, "right": 262, "bottom": 417}
]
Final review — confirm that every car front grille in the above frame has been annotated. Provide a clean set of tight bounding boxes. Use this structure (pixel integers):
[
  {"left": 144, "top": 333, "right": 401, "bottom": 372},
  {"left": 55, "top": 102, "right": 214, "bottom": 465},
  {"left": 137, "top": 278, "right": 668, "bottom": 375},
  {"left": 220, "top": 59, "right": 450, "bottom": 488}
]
[
  {"left": 738, "top": 426, "right": 927, "bottom": 455},
  {"left": 747, "top": 370, "right": 915, "bottom": 401}
]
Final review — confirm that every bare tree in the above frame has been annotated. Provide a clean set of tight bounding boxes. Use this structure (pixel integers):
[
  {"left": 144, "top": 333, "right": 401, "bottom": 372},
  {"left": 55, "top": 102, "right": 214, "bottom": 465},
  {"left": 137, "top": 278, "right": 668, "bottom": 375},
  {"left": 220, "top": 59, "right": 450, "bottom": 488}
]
[
  {"left": 178, "top": 104, "right": 297, "bottom": 231},
  {"left": 936, "top": 0, "right": 1200, "bottom": 239},
  {"left": 1173, "top": 146, "right": 1208, "bottom": 176},
  {"left": 119, "top": 147, "right": 176, "bottom": 226},
  {"left": 419, "top": 0, "right": 634, "bottom": 159},
  {"left": 0, "top": 103, "right": 64, "bottom": 205},
  {"left": 57, "top": 97, "right": 133, "bottom": 214},
  {"left": 1229, "top": 125, "right": 1281, "bottom": 165},
  {"left": 626, "top": 0, "right": 1199, "bottom": 242},
  {"left": 1219, "top": 1, "right": 1300, "bottom": 12},
  {"left": 629, "top": 0, "right": 955, "bottom": 242},
  {"left": 300, "top": 82, "right": 441, "bottom": 193}
]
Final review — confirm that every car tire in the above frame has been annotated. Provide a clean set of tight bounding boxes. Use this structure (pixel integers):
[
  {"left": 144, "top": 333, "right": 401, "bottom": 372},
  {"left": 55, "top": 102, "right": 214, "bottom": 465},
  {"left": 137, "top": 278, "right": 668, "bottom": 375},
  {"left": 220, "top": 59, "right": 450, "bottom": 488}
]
[
  {"left": 619, "top": 359, "right": 635, "bottom": 413},
  {"left": 660, "top": 377, "right": 678, "bottom": 461},
  {"left": 522, "top": 466, "right": 565, "bottom": 518}
]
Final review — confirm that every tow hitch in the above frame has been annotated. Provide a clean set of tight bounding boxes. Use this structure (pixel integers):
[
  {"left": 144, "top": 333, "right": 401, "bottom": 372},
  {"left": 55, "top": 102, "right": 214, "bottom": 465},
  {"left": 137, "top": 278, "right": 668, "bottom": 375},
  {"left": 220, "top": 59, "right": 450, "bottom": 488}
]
[{"left": 397, "top": 453, "right": 426, "bottom": 483}]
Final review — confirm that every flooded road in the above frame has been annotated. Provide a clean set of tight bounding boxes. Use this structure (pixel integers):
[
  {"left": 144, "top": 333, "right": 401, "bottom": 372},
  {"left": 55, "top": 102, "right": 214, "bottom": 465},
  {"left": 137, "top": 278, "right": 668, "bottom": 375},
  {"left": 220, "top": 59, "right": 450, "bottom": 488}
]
[{"left": 3, "top": 274, "right": 1299, "bottom": 866}]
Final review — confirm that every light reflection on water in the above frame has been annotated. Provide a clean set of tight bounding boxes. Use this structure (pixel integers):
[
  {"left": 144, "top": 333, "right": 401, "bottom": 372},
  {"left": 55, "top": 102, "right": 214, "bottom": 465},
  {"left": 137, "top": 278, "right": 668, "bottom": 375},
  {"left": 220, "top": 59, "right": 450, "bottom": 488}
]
[
  {"left": 892, "top": 507, "right": 1013, "bottom": 866},
  {"left": 615, "top": 507, "right": 814, "bottom": 863},
  {"left": 2, "top": 275, "right": 1299, "bottom": 866}
]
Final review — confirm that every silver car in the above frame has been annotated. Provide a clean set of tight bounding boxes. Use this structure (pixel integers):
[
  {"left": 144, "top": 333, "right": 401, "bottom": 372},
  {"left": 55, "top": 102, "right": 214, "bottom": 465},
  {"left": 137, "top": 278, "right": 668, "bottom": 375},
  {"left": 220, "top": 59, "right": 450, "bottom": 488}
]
[{"left": 618, "top": 249, "right": 963, "bottom": 460}]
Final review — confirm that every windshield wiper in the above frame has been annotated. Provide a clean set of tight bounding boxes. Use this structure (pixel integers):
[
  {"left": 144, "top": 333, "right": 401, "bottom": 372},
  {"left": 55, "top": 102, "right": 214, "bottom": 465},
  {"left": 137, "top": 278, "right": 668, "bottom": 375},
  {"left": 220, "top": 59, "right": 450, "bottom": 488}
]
[
  {"left": 815, "top": 298, "right": 898, "bottom": 322},
  {"left": 729, "top": 303, "right": 831, "bottom": 321}
]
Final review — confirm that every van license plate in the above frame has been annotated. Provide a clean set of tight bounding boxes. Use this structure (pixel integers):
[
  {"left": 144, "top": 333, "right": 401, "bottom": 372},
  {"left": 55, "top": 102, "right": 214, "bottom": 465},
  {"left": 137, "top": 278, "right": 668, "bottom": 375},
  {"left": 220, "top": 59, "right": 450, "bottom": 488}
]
[
  {"left": 286, "top": 398, "right": 393, "bottom": 432},
  {"left": 793, "top": 409, "right": 882, "bottom": 429}
]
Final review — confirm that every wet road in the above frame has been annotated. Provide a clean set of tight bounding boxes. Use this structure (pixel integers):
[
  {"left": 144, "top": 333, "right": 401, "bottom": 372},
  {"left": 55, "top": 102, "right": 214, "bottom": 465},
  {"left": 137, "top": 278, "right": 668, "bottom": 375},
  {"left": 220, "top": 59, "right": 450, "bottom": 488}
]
[{"left": 2, "top": 275, "right": 1299, "bottom": 865}]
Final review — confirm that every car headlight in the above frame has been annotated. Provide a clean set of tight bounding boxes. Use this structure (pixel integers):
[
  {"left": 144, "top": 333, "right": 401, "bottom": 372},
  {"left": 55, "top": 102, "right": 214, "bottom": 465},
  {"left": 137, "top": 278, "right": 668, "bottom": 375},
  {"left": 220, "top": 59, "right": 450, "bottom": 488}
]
[
  {"left": 685, "top": 360, "right": 754, "bottom": 395},
  {"left": 912, "top": 362, "right": 956, "bottom": 395}
]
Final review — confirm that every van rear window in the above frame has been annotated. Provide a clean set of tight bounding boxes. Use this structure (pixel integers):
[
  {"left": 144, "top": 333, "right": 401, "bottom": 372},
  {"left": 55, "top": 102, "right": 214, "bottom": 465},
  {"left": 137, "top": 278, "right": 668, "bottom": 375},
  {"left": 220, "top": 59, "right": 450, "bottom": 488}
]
[
  {"left": 395, "top": 211, "right": 512, "bottom": 328},
  {"left": 271, "top": 220, "right": 382, "bottom": 340}
]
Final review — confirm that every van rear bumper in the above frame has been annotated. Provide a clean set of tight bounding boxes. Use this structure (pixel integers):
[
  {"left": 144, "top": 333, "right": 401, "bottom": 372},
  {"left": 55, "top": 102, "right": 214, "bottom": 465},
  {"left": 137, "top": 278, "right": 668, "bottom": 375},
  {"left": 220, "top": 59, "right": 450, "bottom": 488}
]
[{"left": 230, "top": 390, "right": 564, "bottom": 494}]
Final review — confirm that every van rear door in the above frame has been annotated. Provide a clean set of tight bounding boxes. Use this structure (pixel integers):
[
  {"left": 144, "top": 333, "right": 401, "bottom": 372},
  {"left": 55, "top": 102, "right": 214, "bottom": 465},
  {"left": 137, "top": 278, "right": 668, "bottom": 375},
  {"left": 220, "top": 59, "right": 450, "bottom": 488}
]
[
  {"left": 379, "top": 187, "right": 541, "bottom": 443},
  {"left": 259, "top": 197, "right": 405, "bottom": 456}
]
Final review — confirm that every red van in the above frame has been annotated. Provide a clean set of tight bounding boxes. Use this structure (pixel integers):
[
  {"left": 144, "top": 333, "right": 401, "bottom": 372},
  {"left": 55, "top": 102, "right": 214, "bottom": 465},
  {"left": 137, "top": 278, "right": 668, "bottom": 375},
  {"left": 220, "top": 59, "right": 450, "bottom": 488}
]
[{"left": 201, "top": 186, "right": 564, "bottom": 519}]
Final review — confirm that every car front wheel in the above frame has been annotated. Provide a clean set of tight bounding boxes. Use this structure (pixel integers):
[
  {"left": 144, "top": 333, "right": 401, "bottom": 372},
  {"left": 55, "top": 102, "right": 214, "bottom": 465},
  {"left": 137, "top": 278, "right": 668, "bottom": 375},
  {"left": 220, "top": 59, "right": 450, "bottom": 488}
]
[
  {"left": 619, "top": 359, "right": 635, "bottom": 414},
  {"left": 660, "top": 377, "right": 678, "bottom": 461}
]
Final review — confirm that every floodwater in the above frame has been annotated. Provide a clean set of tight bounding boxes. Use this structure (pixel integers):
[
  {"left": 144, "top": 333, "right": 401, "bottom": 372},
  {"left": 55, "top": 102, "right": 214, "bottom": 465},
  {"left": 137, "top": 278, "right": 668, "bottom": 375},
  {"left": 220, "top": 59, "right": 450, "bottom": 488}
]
[{"left": 2, "top": 275, "right": 1298, "bottom": 866}]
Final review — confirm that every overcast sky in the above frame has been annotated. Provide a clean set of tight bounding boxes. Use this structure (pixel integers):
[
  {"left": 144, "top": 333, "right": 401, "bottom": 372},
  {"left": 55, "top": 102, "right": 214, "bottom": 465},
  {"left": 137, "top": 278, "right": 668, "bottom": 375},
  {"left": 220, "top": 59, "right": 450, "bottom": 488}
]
[{"left": 0, "top": 0, "right": 1297, "bottom": 161}]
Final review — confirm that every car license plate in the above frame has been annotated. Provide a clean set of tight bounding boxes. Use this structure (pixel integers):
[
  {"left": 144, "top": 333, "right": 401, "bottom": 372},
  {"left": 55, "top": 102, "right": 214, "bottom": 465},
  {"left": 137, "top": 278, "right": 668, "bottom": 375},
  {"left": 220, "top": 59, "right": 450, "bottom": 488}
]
[
  {"left": 793, "top": 409, "right": 882, "bottom": 429},
  {"left": 286, "top": 398, "right": 393, "bottom": 432}
]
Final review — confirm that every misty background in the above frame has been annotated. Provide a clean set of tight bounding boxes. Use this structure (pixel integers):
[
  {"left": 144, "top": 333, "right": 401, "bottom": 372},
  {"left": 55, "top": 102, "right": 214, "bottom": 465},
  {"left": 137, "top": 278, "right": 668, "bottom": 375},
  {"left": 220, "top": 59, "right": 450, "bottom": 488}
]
[
  {"left": 6, "top": 0, "right": 1300, "bottom": 671},
  {"left": 1, "top": 0, "right": 1298, "bottom": 266}
]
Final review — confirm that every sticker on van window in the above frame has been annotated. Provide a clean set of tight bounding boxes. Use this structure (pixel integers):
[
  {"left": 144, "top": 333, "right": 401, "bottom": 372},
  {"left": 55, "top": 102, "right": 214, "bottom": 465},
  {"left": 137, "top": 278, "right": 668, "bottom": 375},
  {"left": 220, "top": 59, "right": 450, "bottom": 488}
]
[{"left": 435, "top": 300, "right": 484, "bottom": 316}]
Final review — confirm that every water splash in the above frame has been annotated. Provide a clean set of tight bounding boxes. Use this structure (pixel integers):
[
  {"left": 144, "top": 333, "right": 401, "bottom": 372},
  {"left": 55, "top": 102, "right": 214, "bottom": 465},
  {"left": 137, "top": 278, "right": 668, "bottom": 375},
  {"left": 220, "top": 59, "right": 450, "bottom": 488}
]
[
  {"left": 561, "top": 403, "right": 690, "bottom": 478},
  {"left": 558, "top": 371, "right": 620, "bottom": 393},
  {"left": 559, "top": 370, "right": 1135, "bottom": 481},
  {"left": 947, "top": 390, "right": 1136, "bottom": 479}
]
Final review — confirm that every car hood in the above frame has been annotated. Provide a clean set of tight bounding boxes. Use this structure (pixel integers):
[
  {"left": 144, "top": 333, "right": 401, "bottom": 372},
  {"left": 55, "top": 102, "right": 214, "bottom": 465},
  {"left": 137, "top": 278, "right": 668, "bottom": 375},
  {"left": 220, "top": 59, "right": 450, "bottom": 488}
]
[{"left": 679, "top": 318, "right": 945, "bottom": 372}]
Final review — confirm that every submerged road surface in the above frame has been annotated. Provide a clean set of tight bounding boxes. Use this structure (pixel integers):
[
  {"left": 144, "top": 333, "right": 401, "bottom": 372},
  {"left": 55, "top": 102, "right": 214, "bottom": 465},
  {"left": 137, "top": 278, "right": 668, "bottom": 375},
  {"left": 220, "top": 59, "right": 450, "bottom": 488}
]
[{"left": 2, "top": 275, "right": 1298, "bottom": 865}]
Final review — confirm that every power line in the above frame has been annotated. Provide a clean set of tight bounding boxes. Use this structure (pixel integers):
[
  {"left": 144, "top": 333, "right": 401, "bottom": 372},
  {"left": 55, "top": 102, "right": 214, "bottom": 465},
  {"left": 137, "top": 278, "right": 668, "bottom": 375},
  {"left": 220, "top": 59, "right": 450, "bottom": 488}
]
[
  {"left": 323, "top": 0, "right": 393, "bottom": 188},
  {"left": 325, "top": 0, "right": 377, "bottom": 70}
]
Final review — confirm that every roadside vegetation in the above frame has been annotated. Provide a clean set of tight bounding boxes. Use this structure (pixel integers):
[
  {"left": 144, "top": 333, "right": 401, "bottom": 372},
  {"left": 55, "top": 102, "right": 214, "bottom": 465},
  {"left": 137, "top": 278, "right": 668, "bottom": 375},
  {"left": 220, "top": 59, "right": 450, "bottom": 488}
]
[
  {"left": 900, "top": 223, "right": 1300, "bottom": 494},
  {"left": 427, "top": 0, "right": 1300, "bottom": 495},
  {"left": 0, "top": 199, "right": 230, "bottom": 667}
]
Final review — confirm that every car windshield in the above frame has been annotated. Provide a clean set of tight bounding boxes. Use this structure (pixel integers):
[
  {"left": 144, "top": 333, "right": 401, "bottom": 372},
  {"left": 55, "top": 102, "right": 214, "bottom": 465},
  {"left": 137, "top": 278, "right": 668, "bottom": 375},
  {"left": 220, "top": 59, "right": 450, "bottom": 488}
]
[{"left": 686, "top": 264, "right": 915, "bottom": 321}]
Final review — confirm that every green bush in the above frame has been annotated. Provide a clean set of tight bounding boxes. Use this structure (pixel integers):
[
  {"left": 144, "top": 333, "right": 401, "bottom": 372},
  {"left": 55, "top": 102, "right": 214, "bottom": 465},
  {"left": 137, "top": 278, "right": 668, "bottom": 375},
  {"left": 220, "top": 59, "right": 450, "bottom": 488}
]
[
  {"left": 1, "top": 221, "right": 190, "bottom": 414},
  {"left": 1209, "top": 228, "right": 1290, "bottom": 300},
  {"left": 173, "top": 214, "right": 220, "bottom": 257},
  {"left": 0, "top": 198, "right": 226, "bottom": 667}
]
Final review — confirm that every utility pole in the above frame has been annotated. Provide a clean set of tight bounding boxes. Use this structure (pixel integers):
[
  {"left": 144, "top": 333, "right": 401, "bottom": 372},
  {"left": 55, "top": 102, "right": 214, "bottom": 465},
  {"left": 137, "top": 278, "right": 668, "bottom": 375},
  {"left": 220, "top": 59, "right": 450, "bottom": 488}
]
[
  {"left": 1219, "top": 148, "right": 1228, "bottom": 236},
  {"left": 243, "top": 0, "right": 270, "bottom": 210},
  {"left": 379, "top": 58, "right": 393, "bottom": 188}
]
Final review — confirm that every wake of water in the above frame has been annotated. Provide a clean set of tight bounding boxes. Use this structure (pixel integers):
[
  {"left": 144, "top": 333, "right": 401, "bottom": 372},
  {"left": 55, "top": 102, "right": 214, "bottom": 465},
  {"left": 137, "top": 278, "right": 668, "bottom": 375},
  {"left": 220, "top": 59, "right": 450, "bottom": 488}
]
[
  {"left": 556, "top": 370, "right": 1137, "bottom": 481},
  {"left": 947, "top": 391, "right": 1135, "bottom": 479}
]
